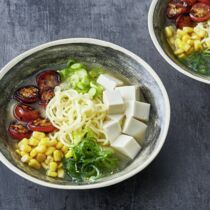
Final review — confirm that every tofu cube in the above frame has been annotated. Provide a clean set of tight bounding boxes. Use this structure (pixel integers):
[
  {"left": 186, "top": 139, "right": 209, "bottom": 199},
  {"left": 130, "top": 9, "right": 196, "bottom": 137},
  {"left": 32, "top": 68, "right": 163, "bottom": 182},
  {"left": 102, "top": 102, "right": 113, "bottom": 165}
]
[
  {"left": 103, "top": 120, "right": 121, "bottom": 144},
  {"left": 103, "top": 90, "right": 125, "bottom": 114},
  {"left": 115, "top": 85, "right": 140, "bottom": 101},
  {"left": 125, "top": 100, "right": 150, "bottom": 122},
  {"left": 107, "top": 114, "right": 124, "bottom": 126},
  {"left": 111, "top": 134, "right": 141, "bottom": 159},
  {"left": 97, "top": 74, "right": 123, "bottom": 90},
  {"left": 122, "top": 117, "right": 147, "bottom": 145}
]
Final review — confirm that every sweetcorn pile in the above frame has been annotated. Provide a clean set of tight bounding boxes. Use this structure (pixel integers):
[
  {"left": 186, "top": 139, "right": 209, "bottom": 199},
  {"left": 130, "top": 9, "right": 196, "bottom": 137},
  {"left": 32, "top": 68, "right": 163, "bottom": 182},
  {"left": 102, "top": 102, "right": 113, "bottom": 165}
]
[
  {"left": 16, "top": 131, "right": 69, "bottom": 178},
  {"left": 165, "top": 26, "right": 210, "bottom": 58}
]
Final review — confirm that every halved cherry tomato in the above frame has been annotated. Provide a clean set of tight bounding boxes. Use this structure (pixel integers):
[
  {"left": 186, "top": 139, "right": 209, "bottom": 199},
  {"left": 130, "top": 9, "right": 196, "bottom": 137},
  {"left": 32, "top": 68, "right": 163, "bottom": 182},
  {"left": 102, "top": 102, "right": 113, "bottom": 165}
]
[
  {"left": 197, "top": 0, "right": 210, "bottom": 6},
  {"left": 36, "top": 70, "right": 60, "bottom": 92},
  {"left": 190, "top": 3, "right": 210, "bottom": 22},
  {"left": 40, "top": 88, "right": 55, "bottom": 107},
  {"left": 14, "top": 85, "right": 39, "bottom": 103},
  {"left": 167, "top": 0, "right": 190, "bottom": 19},
  {"left": 27, "top": 118, "right": 56, "bottom": 133},
  {"left": 8, "top": 121, "right": 32, "bottom": 140},
  {"left": 176, "top": 14, "right": 195, "bottom": 28},
  {"left": 14, "top": 103, "right": 40, "bottom": 122}
]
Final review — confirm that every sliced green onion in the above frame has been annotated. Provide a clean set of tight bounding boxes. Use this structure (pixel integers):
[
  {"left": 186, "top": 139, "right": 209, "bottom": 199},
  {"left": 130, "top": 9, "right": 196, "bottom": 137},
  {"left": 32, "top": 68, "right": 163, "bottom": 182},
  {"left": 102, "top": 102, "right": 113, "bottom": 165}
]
[{"left": 71, "top": 63, "right": 84, "bottom": 70}]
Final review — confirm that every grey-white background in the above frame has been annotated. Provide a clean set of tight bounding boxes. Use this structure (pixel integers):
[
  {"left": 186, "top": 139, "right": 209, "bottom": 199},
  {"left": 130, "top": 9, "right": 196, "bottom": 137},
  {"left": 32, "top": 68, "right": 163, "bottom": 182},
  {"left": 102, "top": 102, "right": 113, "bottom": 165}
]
[{"left": 0, "top": 0, "right": 210, "bottom": 210}]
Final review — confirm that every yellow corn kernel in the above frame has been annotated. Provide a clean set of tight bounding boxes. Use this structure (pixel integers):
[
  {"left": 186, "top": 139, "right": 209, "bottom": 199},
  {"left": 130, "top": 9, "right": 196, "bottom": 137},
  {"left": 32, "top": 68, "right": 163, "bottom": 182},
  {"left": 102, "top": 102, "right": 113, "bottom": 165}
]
[
  {"left": 58, "top": 162, "right": 63, "bottom": 169},
  {"left": 30, "top": 149, "right": 38, "bottom": 158},
  {"left": 65, "top": 149, "right": 73, "bottom": 158},
  {"left": 45, "top": 146, "right": 56, "bottom": 156},
  {"left": 53, "top": 150, "right": 62, "bottom": 161},
  {"left": 28, "top": 159, "right": 41, "bottom": 169},
  {"left": 61, "top": 146, "right": 69, "bottom": 154},
  {"left": 165, "top": 26, "right": 174, "bottom": 38},
  {"left": 175, "top": 38, "right": 183, "bottom": 49},
  {"left": 182, "top": 34, "right": 191, "bottom": 42},
  {"left": 49, "top": 162, "right": 57, "bottom": 172},
  {"left": 21, "top": 154, "right": 31, "bottom": 163},
  {"left": 174, "top": 49, "right": 184, "bottom": 55},
  {"left": 18, "top": 138, "right": 29, "bottom": 147},
  {"left": 19, "top": 144, "right": 32, "bottom": 153},
  {"left": 45, "top": 155, "right": 54, "bottom": 165},
  {"left": 36, "top": 153, "right": 46, "bottom": 162},
  {"left": 57, "top": 169, "right": 64, "bottom": 178},
  {"left": 16, "top": 149, "right": 21, "bottom": 156},
  {"left": 187, "top": 40, "right": 194, "bottom": 46},
  {"left": 191, "top": 33, "right": 200, "bottom": 40},
  {"left": 48, "top": 139, "right": 57, "bottom": 146},
  {"left": 20, "top": 151, "right": 27, "bottom": 157},
  {"left": 178, "top": 53, "right": 186, "bottom": 58},
  {"left": 46, "top": 170, "right": 57, "bottom": 177},
  {"left": 41, "top": 162, "right": 48, "bottom": 170},
  {"left": 183, "top": 27, "right": 194, "bottom": 33},
  {"left": 183, "top": 43, "right": 191, "bottom": 52},
  {"left": 194, "top": 40, "right": 202, "bottom": 51},
  {"left": 36, "top": 145, "right": 47, "bottom": 153},
  {"left": 39, "top": 137, "right": 50, "bottom": 146},
  {"left": 28, "top": 137, "right": 39, "bottom": 146},
  {"left": 176, "top": 29, "right": 185, "bottom": 37},
  {"left": 32, "top": 131, "right": 46, "bottom": 139},
  {"left": 194, "top": 28, "right": 207, "bottom": 38},
  {"left": 56, "top": 142, "right": 63, "bottom": 149}
]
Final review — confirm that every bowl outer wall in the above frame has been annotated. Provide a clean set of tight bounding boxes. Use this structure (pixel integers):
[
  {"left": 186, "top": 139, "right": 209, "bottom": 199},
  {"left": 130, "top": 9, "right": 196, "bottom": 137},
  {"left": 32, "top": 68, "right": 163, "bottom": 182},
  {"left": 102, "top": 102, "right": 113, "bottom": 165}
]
[
  {"left": 0, "top": 38, "right": 170, "bottom": 189},
  {"left": 148, "top": 0, "right": 210, "bottom": 84}
]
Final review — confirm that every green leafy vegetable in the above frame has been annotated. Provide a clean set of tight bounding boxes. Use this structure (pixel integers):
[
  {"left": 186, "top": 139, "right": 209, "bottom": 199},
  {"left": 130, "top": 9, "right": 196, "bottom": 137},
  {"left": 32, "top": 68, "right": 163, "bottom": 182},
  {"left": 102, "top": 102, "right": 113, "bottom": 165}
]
[
  {"left": 62, "top": 138, "right": 118, "bottom": 182},
  {"left": 59, "top": 59, "right": 104, "bottom": 98},
  {"left": 182, "top": 50, "right": 210, "bottom": 75}
]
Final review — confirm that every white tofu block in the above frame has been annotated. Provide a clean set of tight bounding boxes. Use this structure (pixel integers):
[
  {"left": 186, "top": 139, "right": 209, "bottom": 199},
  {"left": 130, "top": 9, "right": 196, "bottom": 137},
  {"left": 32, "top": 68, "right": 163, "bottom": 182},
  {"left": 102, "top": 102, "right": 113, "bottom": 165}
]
[
  {"left": 125, "top": 100, "right": 150, "bottom": 122},
  {"left": 115, "top": 85, "right": 140, "bottom": 101},
  {"left": 108, "top": 114, "right": 124, "bottom": 125},
  {"left": 103, "top": 120, "right": 121, "bottom": 144},
  {"left": 111, "top": 134, "right": 141, "bottom": 159},
  {"left": 103, "top": 90, "right": 125, "bottom": 114},
  {"left": 122, "top": 117, "right": 147, "bottom": 145},
  {"left": 97, "top": 74, "right": 123, "bottom": 90}
]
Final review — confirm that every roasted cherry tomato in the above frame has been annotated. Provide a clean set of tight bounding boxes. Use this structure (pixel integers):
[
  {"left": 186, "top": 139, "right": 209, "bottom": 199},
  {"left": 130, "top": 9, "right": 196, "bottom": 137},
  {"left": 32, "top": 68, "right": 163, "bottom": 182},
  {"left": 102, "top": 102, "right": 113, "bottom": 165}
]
[
  {"left": 8, "top": 121, "right": 32, "bottom": 140},
  {"left": 27, "top": 118, "right": 56, "bottom": 133},
  {"left": 190, "top": 3, "right": 210, "bottom": 22},
  {"left": 176, "top": 14, "right": 195, "bottom": 28},
  {"left": 40, "top": 88, "right": 55, "bottom": 107},
  {"left": 36, "top": 70, "right": 60, "bottom": 92},
  {"left": 167, "top": 0, "right": 190, "bottom": 19},
  {"left": 197, "top": 0, "right": 210, "bottom": 6},
  {"left": 14, "top": 85, "right": 39, "bottom": 103},
  {"left": 14, "top": 103, "right": 40, "bottom": 122}
]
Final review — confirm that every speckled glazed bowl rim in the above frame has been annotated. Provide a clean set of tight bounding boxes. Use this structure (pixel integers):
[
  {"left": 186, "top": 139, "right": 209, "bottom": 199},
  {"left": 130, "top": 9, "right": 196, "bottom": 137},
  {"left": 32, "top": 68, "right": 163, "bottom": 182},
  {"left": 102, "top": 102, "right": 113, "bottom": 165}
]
[
  {"left": 148, "top": 0, "right": 210, "bottom": 84},
  {"left": 0, "top": 38, "right": 170, "bottom": 189}
]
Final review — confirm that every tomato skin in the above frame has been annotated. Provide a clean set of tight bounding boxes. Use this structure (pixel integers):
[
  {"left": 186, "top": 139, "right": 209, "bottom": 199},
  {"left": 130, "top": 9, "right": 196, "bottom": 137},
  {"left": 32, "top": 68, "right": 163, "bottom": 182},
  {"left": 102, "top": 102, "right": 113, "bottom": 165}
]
[
  {"left": 14, "top": 103, "right": 40, "bottom": 122},
  {"left": 176, "top": 14, "right": 195, "bottom": 28},
  {"left": 27, "top": 118, "right": 56, "bottom": 133},
  {"left": 14, "top": 85, "right": 40, "bottom": 104},
  {"left": 181, "top": 0, "right": 197, "bottom": 6},
  {"left": 197, "top": 0, "right": 210, "bottom": 6},
  {"left": 167, "top": 1, "right": 190, "bottom": 19},
  {"left": 190, "top": 3, "right": 210, "bottom": 22},
  {"left": 39, "top": 88, "right": 55, "bottom": 107},
  {"left": 36, "top": 70, "right": 60, "bottom": 92},
  {"left": 8, "top": 121, "right": 32, "bottom": 140}
]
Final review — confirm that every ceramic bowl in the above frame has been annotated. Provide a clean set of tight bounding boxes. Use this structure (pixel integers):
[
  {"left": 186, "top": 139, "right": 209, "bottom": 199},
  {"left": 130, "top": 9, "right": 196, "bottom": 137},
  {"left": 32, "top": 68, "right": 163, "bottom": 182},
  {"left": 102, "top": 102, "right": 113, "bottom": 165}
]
[
  {"left": 0, "top": 38, "right": 170, "bottom": 189},
  {"left": 148, "top": 0, "right": 210, "bottom": 84}
]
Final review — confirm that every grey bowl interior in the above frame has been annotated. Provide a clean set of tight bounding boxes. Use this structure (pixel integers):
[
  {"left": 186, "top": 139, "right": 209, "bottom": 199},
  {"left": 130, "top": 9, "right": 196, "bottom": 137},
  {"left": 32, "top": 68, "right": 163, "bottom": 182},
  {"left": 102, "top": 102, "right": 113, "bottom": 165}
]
[
  {"left": 153, "top": 0, "right": 210, "bottom": 82},
  {"left": 0, "top": 43, "right": 168, "bottom": 186}
]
